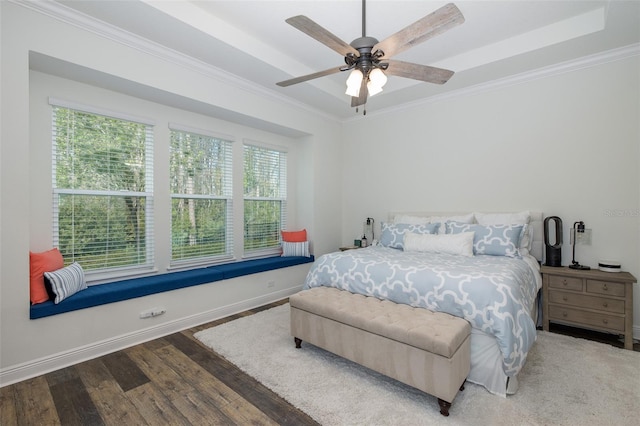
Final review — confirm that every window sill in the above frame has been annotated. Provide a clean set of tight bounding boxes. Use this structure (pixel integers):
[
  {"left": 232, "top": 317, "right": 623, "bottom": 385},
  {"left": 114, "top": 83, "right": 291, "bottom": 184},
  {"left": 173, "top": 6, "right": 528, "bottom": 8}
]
[{"left": 30, "top": 255, "right": 314, "bottom": 319}]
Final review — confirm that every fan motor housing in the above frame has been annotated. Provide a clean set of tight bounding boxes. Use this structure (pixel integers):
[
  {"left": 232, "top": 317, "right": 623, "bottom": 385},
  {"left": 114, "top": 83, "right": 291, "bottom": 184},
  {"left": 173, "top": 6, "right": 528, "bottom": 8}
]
[{"left": 350, "top": 36, "right": 379, "bottom": 50}]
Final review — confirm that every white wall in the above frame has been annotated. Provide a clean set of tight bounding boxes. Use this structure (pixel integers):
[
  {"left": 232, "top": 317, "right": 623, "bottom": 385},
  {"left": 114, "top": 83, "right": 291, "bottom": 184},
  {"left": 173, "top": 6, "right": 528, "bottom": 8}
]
[
  {"left": 342, "top": 56, "right": 640, "bottom": 334},
  {"left": 0, "top": 2, "right": 343, "bottom": 385}
]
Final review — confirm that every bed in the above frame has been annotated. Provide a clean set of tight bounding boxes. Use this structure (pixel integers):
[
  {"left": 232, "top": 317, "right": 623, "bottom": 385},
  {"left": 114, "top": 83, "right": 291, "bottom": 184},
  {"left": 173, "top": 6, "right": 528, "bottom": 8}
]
[{"left": 303, "top": 211, "right": 543, "bottom": 396}]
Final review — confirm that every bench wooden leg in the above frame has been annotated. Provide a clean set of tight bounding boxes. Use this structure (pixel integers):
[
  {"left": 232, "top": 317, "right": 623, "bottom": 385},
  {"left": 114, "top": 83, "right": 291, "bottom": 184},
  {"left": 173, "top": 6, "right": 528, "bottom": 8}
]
[
  {"left": 436, "top": 379, "right": 466, "bottom": 416},
  {"left": 437, "top": 399, "right": 451, "bottom": 416},
  {"left": 294, "top": 337, "right": 302, "bottom": 348}
]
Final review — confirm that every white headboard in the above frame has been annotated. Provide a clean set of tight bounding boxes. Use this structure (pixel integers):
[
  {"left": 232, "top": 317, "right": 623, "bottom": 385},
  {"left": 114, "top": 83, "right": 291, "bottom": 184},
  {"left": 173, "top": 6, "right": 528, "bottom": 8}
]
[{"left": 388, "top": 211, "right": 544, "bottom": 262}]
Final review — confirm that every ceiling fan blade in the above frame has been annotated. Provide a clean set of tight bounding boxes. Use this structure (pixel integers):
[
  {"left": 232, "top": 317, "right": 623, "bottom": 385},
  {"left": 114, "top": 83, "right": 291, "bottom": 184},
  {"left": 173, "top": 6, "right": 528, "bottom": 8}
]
[
  {"left": 385, "top": 60, "right": 454, "bottom": 85},
  {"left": 286, "top": 15, "right": 359, "bottom": 57},
  {"left": 351, "top": 79, "right": 368, "bottom": 107},
  {"left": 277, "top": 66, "right": 344, "bottom": 87},
  {"left": 374, "top": 3, "right": 464, "bottom": 59}
]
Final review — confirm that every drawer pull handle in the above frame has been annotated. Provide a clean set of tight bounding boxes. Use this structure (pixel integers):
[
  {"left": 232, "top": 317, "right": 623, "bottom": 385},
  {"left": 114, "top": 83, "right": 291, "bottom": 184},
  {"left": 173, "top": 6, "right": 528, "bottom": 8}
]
[
  {"left": 603, "top": 284, "right": 608, "bottom": 291},
  {"left": 562, "top": 280, "right": 568, "bottom": 286},
  {"left": 603, "top": 319, "right": 608, "bottom": 324},
  {"left": 603, "top": 302, "right": 608, "bottom": 308},
  {"left": 562, "top": 312, "right": 568, "bottom": 318},
  {"left": 562, "top": 296, "right": 568, "bottom": 302}
]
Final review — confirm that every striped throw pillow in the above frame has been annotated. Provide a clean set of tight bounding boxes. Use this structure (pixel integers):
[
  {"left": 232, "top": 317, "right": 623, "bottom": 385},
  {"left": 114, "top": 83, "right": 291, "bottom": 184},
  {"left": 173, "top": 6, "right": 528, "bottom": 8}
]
[
  {"left": 281, "top": 241, "right": 310, "bottom": 257},
  {"left": 44, "top": 262, "right": 87, "bottom": 304}
]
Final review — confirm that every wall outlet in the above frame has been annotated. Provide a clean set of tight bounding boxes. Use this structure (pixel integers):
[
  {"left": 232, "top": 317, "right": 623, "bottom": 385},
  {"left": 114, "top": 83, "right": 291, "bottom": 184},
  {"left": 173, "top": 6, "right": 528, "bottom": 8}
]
[
  {"left": 267, "top": 280, "right": 276, "bottom": 288},
  {"left": 140, "top": 307, "right": 166, "bottom": 319}
]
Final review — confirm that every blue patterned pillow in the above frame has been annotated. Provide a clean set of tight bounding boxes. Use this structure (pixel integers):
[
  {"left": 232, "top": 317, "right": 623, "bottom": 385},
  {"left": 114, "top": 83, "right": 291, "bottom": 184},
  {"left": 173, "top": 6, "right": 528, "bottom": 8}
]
[
  {"left": 380, "top": 222, "right": 440, "bottom": 249},
  {"left": 446, "top": 222, "right": 523, "bottom": 257}
]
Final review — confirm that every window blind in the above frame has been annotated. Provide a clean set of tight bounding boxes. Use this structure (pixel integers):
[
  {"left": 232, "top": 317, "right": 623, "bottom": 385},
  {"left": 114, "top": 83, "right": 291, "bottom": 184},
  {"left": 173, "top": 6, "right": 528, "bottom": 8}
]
[
  {"left": 170, "top": 127, "right": 234, "bottom": 265},
  {"left": 51, "top": 104, "right": 154, "bottom": 272},
  {"left": 243, "top": 143, "right": 287, "bottom": 254}
]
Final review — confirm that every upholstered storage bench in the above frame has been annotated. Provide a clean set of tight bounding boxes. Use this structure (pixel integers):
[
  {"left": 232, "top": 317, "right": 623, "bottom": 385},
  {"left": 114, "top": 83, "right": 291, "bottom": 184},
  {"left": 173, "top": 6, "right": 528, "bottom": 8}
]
[{"left": 289, "top": 287, "right": 471, "bottom": 416}]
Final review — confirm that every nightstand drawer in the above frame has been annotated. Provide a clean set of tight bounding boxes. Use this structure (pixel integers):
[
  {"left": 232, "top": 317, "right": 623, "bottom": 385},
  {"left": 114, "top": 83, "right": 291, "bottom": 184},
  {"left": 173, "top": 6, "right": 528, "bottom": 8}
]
[
  {"left": 548, "top": 290, "right": 624, "bottom": 314},
  {"left": 586, "top": 280, "right": 625, "bottom": 297},
  {"left": 548, "top": 275, "right": 582, "bottom": 291},
  {"left": 548, "top": 305, "right": 625, "bottom": 332}
]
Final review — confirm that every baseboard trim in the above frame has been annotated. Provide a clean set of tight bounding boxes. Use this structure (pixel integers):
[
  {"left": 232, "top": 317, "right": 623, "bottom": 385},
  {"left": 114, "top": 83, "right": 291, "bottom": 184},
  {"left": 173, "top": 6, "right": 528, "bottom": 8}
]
[{"left": 0, "top": 286, "right": 301, "bottom": 387}]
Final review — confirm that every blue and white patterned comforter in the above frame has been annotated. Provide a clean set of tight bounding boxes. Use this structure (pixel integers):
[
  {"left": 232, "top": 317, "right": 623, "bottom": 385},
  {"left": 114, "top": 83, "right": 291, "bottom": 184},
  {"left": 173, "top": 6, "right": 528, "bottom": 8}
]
[{"left": 303, "top": 246, "right": 542, "bottom": 376}]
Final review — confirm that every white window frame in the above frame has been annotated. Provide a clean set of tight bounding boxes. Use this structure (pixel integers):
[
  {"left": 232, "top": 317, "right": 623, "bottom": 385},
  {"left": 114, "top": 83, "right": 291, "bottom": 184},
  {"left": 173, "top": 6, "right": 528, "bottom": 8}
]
[
  {"left": 243, "top": 141, "right": 288, "bottom": 258},
  {"left": 168, "top": 123, "right": 234, "bottom": 268},
  {"left": 49, "top": 98, "right": 155, "bottom": 280}
]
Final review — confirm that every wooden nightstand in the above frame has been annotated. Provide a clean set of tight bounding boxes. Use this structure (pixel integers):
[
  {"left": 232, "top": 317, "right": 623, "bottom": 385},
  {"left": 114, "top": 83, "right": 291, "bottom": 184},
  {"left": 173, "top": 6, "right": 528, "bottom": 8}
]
[{"left": 541, "top": 266, "right": 636, "bottom": 350}]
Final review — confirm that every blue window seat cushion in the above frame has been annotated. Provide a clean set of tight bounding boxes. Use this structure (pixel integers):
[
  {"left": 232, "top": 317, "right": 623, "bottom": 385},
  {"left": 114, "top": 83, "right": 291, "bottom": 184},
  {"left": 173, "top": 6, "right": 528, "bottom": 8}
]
[{"left": 30, "top": 255, "right": 314, "bottom": 319}]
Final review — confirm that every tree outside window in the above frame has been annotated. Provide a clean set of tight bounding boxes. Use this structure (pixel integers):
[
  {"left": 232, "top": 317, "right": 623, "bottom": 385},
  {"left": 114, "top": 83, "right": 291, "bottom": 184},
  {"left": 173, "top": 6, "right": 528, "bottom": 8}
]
[{"left": 52, "top": 106, "right": 153, "bottom": 271}]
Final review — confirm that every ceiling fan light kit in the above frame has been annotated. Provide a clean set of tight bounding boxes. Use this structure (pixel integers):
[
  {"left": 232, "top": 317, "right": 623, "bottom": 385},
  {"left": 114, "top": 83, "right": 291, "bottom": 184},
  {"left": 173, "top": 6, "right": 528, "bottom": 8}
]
[
  {"left": 277, "top": 1, "right": 465, "bottom": 114},
  {"left": 345, "top": 69, "right": 364, "bottom": 97}
]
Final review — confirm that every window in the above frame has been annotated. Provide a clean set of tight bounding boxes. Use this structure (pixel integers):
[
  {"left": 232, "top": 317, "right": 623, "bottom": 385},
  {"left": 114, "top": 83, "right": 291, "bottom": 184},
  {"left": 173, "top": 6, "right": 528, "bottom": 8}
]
[
  {"left": 170, "top": 126, "right": 233, "bottom": 264},
  {"left": 51, "top": 101, "right": 154, "bottom": 273},
  {"left": 243, "top": 143, "right": 287, "bottom": 255}
]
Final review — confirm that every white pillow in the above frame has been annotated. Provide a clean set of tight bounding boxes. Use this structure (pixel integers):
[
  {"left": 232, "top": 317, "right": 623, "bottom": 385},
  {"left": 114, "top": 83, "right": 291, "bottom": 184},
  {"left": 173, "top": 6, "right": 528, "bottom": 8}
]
[
  {"left": 393, "top": 214, "right": 431, "bottom": 225},
  {"left": 474, "top": 211, "right": 532, "bottom": 255},
  {"left": 474, "top": 211, "right": 530, "bottom": 226},
  {"left": 403, "top": 232, "right": 475, "bottom": 257}
]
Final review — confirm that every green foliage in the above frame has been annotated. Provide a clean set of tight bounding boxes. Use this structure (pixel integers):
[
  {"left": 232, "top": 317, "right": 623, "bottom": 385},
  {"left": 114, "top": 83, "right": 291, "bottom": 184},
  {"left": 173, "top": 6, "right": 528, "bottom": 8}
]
[
  {"left": 53, "top": 108, "right": 288, "bottom": 272},
  {"left": 54, "top": 108, "right": 149, "bottom": 269},
  {"left": 169, "top": 131, "right": 232, "bottom": 260}
]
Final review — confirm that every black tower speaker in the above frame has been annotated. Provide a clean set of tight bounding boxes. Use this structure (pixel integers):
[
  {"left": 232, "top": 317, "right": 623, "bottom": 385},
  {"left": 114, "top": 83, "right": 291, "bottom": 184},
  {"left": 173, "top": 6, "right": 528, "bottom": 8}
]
[{"left": 544, "top": 216, "right": 563, "bottom": 267}]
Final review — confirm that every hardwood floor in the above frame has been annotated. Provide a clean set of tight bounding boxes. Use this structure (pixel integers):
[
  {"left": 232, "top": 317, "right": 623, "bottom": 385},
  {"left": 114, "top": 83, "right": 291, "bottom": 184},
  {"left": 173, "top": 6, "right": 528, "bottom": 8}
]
[
  {"left": 1, "top": 299, "right": 638, "bottom": 425},
  {"left": 0, "top": 299, "right": 318, "bottom": 426}
]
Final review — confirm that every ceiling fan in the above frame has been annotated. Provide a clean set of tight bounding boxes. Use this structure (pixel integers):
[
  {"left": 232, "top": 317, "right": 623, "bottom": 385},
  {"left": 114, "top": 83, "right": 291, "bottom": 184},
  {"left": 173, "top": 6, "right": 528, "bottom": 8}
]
[{"left": 276, "top": 1, "right": 465, "bottom": 114}]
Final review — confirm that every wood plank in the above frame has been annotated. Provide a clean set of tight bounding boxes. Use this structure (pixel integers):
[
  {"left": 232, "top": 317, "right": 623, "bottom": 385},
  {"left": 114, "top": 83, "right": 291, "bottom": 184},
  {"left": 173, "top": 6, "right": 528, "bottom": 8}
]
[
  {"left": 101, "top": 350, "right": 149, "bottom": 392},
  {"left": 75, "top": 358, "right": 150, "bottom": 425},
  {"left": 166, "top": 331, "right": 318, "bottom": 425},
  {"left": 47, "top": 375, "right": 104, "bottom": 426},
  {"left": 0, "top": 385, "right": 19, "bottom": 425},
  {"left": 12, "top": 376, "right": 60, "bottom": 426},
  {"left": 155, "top": 341, "right": 279, "bottom": 426},
  {"left": 125, "top": 341, "right": 235, "bottom": 424},
  {"left": 126, "top": 382, "right": 191, "bottom": 425}
]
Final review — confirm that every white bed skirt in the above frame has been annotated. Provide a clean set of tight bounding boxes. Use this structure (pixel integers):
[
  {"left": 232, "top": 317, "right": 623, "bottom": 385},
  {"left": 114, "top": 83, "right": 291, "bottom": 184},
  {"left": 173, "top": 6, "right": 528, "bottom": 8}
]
[{"left": 467, "top": 328, "right": 518, "bottom": 397}]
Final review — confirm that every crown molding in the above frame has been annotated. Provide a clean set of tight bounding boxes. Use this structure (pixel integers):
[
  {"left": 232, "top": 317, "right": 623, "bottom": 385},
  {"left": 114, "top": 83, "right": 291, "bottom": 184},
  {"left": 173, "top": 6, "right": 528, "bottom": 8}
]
[
  {"left": 356, "top": 43, "right": 640, "bottom": 121},
  {"left": 12, "top": 0, "right": 340, "bottom": 123}
]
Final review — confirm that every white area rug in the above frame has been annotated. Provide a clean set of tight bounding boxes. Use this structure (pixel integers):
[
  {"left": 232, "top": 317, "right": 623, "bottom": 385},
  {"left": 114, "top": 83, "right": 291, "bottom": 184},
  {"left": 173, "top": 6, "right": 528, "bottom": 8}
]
[{"left": 195, "top": 304, "right": 640, "bottom": 425}]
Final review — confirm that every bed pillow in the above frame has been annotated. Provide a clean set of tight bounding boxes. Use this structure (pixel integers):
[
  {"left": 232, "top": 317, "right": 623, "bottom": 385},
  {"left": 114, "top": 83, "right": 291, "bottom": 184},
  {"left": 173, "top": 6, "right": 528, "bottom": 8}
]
[
  {"left": 475, "top": 211, "right": 532, "bottom": 255},
  {"left": 379, "top": 222, "right": 439, "bottom": 250},
  {"left": 281, "top": 241, "right": 310, "bottom": 257},
  {"left": 281, "top": 229, "right": 307, "bottom": 242},
  {"left": 404, "top": 232, "right": 475, "bottom": 257},
  {"left": 393, "top": 214, "right": 431, "bottom": 225},
  {"left": 446, "top": 222, "right": 523, "bottom": 257},
  {"left": 29, "top": 248, "right": 65, "bottom": 304},
  {"left": 394, "top": 213, "right": 474, "bottom": 234},
  {"left": 43, "top": 262, "right": 87, "bottom": 304}
]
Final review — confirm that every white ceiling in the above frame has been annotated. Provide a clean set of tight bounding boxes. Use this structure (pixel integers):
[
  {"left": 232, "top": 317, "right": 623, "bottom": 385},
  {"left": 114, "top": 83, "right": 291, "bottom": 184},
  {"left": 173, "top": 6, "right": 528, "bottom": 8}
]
[{"left": 52, "top": 0, "right": 640, "bottom": 120}]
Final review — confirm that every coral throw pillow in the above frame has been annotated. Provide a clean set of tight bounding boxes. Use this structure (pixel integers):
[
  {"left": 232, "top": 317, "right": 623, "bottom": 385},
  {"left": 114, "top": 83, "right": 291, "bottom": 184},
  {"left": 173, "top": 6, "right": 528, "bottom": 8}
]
[
  {"left": 281, "top": 229, "right": 307, "bottom": 242},
  {"left": 30, "top": 248, "right": 64, "bottom": 304}
]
